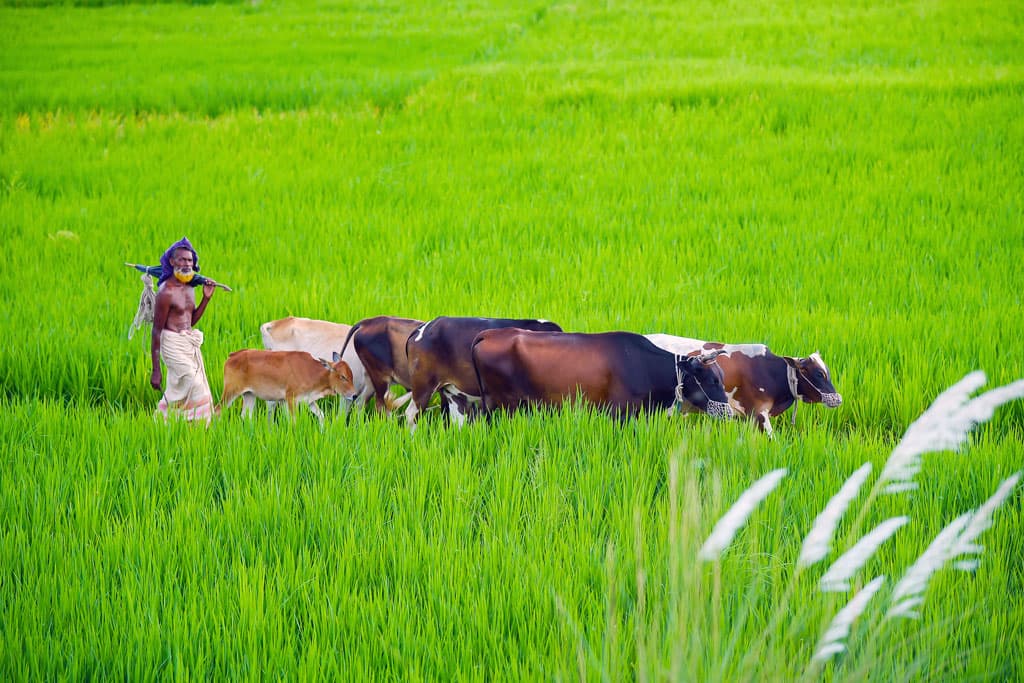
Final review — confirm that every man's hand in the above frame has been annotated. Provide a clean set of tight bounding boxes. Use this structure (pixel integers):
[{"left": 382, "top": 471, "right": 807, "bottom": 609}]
[
  {"left": 202, "top": 280, "right": 217, "bottom": 299},
  {"left": 151, "top": 368, "right": 162, "bottom": 391}
]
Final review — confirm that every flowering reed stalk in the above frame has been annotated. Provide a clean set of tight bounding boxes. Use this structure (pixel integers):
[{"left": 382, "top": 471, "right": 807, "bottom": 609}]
[
  {"left": 887, "top": 514, "right": 972, "bottom": 620},
  {"left": 813, "top": 575, "right": 887, "bottom": 662},
  {"left": 698, "top": 468, "right": 788, "bottom": 561},
  {"left": 819, "top": 517, "right": 908, "bottom": 592},
  {"left": 799, "top": 462, "right": 873, "bottom": 568},
  {"left": 880, "top": 373, "right": 1024, "bottom": 493}
]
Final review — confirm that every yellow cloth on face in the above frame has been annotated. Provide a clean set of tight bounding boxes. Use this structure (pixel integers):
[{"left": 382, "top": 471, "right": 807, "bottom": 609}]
[{"left": 156, "top": 329, "right": 213, "bottom": 423}]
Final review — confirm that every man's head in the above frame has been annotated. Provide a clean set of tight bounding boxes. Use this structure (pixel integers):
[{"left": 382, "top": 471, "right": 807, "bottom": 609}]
[
  {"left": 171, "top": 247, "right": 195, "bottom": 283},
  {"left": 159, "top": 237, "right": 200, "bottom": 284}
]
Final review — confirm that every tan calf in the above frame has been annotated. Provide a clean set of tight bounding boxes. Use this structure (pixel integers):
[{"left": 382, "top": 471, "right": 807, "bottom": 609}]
[{"left": 219, "top": 349, "right": 357, "bottom": 425}]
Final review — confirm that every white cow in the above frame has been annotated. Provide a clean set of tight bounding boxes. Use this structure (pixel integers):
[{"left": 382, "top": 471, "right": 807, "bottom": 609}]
[{"left": 260, "top": 316, "right": 374, "bottom": 407}]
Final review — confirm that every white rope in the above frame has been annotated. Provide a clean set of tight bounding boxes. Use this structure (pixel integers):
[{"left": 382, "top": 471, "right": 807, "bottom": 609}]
[{"left": 128, "top": 273, "right": 156, "bottom": 340}]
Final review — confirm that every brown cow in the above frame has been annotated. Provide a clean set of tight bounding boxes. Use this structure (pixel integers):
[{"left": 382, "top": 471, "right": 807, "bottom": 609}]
[
  {"left": 405, "top": 316, "right": 563, "bottom": 430},
  {"left": 645, "top": 334, "right": 842, "bottom": 436},
  {"left": 260, "top": 316, "right": 372, "bottom": 407},
  {"left": 472, "top": 329, "right": 732, "bottom": 418},
  {"left": 219, "top": 349, "right": 357, "bottom": 425},
  {"left": 338, "top": 316, "right": 423, "bottom": 412}
]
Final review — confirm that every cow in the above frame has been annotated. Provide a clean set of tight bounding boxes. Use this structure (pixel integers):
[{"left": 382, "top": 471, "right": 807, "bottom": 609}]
[
  {"left": 645, "top": 334, "right": 842, "bottom": 436},
  {"left": 471, "top": 329, "right": 733, "bottom": 419},
  {"left": 404, "top": 316, "right": 563, "bottom": 430},
  {"left": 260, "top": 316, "right": 373, "bottom": 407},
  {"left": 218, "top": 349, "right": 357, "bottom": 425},
  {"left": 338, "top": 316, "right": 423, "bottom": 412}
]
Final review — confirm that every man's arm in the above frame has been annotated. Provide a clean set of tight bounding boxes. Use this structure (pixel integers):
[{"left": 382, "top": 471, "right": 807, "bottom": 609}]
[
  {"left": 191, "top": 281, "right": 215, "bottom": 325},
  {"left": 151, "top": 289, "right": 171, "bottom": 390}
]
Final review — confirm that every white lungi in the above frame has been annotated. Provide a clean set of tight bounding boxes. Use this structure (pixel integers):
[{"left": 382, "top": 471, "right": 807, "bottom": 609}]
[{"left": 156, "top": 329, "right": 213, "bottom": 423}]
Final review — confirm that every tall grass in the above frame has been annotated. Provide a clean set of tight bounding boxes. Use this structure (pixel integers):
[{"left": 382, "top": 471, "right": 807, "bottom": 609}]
[
  {"left": 3, "top": 86, "right": 1022, "bottom": 423},
  {"left": 1, "top": 397, "right": 1020, "bottom": 677}
]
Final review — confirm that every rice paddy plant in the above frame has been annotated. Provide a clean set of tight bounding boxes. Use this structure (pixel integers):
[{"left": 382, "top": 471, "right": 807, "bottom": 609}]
[{"left": 4, "top": 83, "right": 1022, "bottom": 417}]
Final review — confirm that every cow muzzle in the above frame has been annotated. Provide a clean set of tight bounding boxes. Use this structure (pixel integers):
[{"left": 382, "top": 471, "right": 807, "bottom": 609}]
[
  {"left": 706, "top": 400, "right": 734, "bottom": 420},
  {"left": 822, "top": 393, "right": 843, "bottom": 408}
]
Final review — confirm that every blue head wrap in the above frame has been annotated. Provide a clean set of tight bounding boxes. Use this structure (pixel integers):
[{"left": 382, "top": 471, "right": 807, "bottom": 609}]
[{"left": 158, "top": 237, "right": 200, "bottom": 285}]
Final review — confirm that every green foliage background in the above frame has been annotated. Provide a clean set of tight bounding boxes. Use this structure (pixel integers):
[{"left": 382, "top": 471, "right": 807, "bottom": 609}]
[{"left": 1, "top": 0, "right": 1022, "bottom": 679}]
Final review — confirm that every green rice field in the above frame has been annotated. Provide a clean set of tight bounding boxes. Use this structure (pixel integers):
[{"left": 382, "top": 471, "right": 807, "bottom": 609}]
[{"left": 1, "top": 0, "right": 1023, "bottom": 679}]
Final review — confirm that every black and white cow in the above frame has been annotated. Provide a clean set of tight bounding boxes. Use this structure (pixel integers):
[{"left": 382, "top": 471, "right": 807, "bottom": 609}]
[{"left": 645, "top": 334, "right": 842, "bottom": 436}]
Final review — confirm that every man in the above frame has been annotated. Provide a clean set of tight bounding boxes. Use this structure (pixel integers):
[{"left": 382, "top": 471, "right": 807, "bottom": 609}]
[{"left": 151, "top": 237, "right": 217, "bottom": 423}]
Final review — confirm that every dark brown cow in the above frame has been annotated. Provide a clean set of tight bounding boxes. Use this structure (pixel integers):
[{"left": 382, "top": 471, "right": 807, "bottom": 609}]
[
  {"left": 219, "top": 350, "right": 357, "bottom": 425},
  {"left": 645, "top": 334, "right": 842, "bottom": 436},
  {"left": 338, "top": 316, "right": 423, "bottom": 412},
  {"left": 404, "top": 316, "right": 563, "bottom": 430},
  {"left": 471, "top": 329, "right": 733, "bottom": 418}
]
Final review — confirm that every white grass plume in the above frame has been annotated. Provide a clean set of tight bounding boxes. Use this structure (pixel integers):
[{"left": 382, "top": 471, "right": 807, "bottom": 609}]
[
  {"left": 812, "top": 575, "right": 886, "bottom": 662},
  {"left": 698, "top": 468, "right": 788, "bottom": 561},
  {"left": 949, "top": 471, "right": 1021, "bottom": 572},
  {"left": 887, "top": 472, "right": 1020, "bottom": 620},
  {"left": 887, "top": 513, "right": 972, "bottom": 620},
  {"left": 799, "top": 462, "right": 873, "bottom": 568},
  {"left": 819, "top": 517, "right": 908, "bottom": 592},
  {"left": 881, "top": 372, "right": 1024, "bottom": 493}
]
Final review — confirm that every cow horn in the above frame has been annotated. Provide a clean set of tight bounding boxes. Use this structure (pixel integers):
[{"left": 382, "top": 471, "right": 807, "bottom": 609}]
[{"left": 698, "top": 349, "right": 726, "bottom": 363}]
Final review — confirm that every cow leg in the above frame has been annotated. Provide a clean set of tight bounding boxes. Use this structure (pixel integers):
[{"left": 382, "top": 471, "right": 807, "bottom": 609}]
[
  {"left": 308, "top": 400, "right": 326, "bottom": 427},
  {"left": 438, "top": 393, "right": 454, "bottom": 427},
  {"left": 371, "top": 378, "right": 393, "bottom": 413},
  {"left": 265, "top": 400, "right": 278, "bottom": 422},
  {"left": 407, "top": 380, "right": 437, "bottom": 432},
  {"left": 388, "top": 390, "right": 413, "bottom": 411},
  {"left": 442, "top": 389, "right": 482, "bottom": 428},
  {"left": 240, "top": 392, "right": 256, "bottom": 419},
  {"left": 445, "top": 390, "right": 468, "bottom": 428},
  {"left": 755, "top": 410, "right": 774, "bottom": 438},
  {"left": 218, "top": 387, "right": 240, "bottom": 416},
  {"left": 404, "top": 397, "right": 421, "bottom": 433},
  {"left": 283, "top": 393, "right": 297, "bottom": 422}
]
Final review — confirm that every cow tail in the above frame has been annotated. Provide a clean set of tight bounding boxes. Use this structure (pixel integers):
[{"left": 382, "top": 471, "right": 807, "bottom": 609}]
[
  {"left": 471, "top": 335, "right": 490, "bottom": 417},
  {"left": 405, "top": 323, "right": 424, "bottom": 360},
  {"left": 339, "top": 322, "right": 361, "bottom": 359}
]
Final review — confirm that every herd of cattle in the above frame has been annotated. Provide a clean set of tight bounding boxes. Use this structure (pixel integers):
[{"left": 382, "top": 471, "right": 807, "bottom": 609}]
[{"left": 218, "top": 315, "right": 842, "bottom": 435}]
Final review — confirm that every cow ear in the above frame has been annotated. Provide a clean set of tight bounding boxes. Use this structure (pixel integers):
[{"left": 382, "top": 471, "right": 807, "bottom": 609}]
[
  {"left": 782, "top": 356, "right": 799, "bottom": 368},
  {"left": 319, "top": 359, "right": 332, "bottom": 370},
  {"left": 333, "top": 351, "right": 341, "bottom": 363}
]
